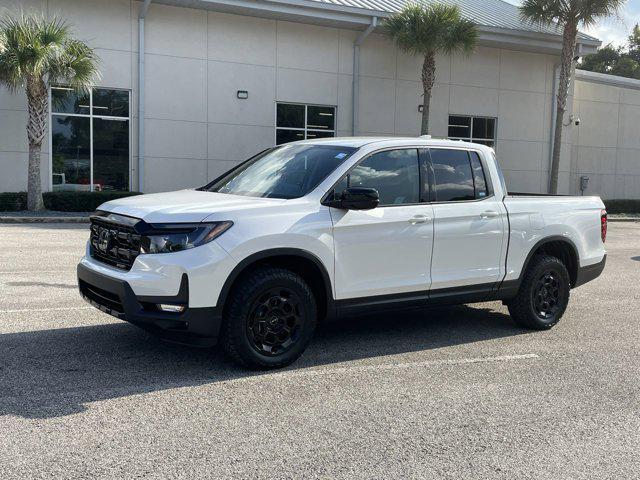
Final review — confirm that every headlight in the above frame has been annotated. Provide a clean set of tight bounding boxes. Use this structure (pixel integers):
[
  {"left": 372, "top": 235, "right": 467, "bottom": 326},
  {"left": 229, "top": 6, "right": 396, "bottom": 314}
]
[{"left": 140, "top": 221, "right": 233, "bottom": 254}]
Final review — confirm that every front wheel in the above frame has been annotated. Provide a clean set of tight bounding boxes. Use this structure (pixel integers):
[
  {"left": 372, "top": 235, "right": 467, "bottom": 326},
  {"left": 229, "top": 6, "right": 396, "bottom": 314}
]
[
  {"left": 221, "top": 267, "right": 317, "bottom": 369},
  {"left": 507, "top": 254, "right": 571, "bottom": 330}
]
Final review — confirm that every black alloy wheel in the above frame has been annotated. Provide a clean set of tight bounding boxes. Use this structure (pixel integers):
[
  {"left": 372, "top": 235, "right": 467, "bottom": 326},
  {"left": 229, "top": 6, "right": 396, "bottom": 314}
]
[
  {"left": 247, "top": 287, "right": 303, "bottom": 356},
  {"left": 532, "top": 271, "right": 563, "bottom": 320},
  {"left": 507, "top": 254, "right": 570, "bottom": 330},
  {"left": 222, "top": 267, "right": 317, "bottom": 369}
]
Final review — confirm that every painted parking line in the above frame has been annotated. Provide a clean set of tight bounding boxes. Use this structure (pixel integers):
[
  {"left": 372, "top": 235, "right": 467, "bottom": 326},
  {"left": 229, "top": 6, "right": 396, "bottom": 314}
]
[
  {"left": 0, "top": 306, "right": 93, "bottom": 314},
  {"left": 230, "top": 353, "right": 540, "bottom": 384}
]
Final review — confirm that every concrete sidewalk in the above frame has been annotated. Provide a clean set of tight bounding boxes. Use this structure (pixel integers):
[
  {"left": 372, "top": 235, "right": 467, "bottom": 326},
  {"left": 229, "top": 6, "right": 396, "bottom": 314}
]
[{"left": 0, "top": 211, "right": 91, "bottom": 223}]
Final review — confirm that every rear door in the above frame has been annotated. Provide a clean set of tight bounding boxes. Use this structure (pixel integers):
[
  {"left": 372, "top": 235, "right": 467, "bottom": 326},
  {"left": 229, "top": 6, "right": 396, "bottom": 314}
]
[
  {"left": 427, "top": 148, "right": 507, "bottom": 292},
  {"left": 329, "top": 148, "right": 434, "bottom": 300}
]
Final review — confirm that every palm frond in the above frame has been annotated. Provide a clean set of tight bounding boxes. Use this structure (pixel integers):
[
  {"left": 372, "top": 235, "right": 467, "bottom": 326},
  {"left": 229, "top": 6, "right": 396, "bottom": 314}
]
[
  {"left": 524, "top": 0, "right": 569, "bottom": 24},
  {"left": 520, "top": 0, "right": 625, "bottom": 28},
  {"left": 577, "top": 0, "right": 626, "bottom": 27},
  {"left": 384, "top": 3, "right": 478, "bottom": 56},
  {"left": 0, "top": 11, "right": 100, "bottom": 93}
]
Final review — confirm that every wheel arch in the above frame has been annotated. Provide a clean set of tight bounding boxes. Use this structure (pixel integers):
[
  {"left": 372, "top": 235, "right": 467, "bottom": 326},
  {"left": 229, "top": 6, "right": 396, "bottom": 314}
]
[
  {"left": 217, "top": 248, "right": 335, "bottom": 320},
  {"left": 498, "top": 235, "right": 580, "bottom": 299}
]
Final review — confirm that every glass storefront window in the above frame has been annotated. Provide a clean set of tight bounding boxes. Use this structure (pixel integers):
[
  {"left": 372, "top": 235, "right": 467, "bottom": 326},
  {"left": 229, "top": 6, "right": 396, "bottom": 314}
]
[
  {"left": 51, "top": 87, "right": 130, "bottom": 191},
  {"left": 275, "top": 103, "right": 336, "bottom": 145}
]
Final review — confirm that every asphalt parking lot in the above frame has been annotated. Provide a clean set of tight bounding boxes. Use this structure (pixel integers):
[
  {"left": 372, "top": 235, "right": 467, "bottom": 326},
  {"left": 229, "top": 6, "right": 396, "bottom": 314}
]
[{"left": 1, "top": 222, "right": 639, "bottom": 479}]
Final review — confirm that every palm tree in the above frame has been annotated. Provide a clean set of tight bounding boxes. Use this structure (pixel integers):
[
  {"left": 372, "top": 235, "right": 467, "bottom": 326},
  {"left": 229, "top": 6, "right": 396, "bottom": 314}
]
[
  {"left": 520, "top": 0, "right": 625, "bottom": 194},
  {"left": 384, "top": 3, "right": 477, "bottom": 135},
  {"left": 0, "top": 13, "right": 100, "bottom": 210}
]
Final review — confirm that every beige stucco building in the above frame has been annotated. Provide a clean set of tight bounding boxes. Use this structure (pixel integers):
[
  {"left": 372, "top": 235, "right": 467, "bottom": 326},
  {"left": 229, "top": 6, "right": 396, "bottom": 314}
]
[{"left": 1, "top": 0, "right": 639, "bottom": 198}]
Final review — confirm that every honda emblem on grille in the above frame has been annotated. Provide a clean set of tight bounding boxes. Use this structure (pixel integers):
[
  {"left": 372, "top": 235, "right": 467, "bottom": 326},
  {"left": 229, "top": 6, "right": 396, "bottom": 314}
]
[{"left": 98, "top": 228, "right": 111, "bottom": 253}]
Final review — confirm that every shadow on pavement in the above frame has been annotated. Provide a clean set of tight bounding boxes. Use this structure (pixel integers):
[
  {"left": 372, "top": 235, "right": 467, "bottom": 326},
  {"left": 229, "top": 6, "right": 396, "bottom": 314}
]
[{"left": 0, "top": 304, "right": 523, "bottom": 419}]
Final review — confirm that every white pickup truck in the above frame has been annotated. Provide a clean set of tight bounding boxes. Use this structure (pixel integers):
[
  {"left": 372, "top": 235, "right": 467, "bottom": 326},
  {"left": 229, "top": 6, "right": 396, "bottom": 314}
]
[{"left": 78, "top": 137, "right": 607, "bottom": 368}]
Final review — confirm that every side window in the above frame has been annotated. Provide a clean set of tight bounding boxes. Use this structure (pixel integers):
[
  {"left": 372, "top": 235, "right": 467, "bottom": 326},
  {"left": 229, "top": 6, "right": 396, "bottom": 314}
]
[
  {"left": 469, "top": 152, "right": 488, "bottom": 198},
  {"left": 338, "top": 149, "right": 420, "bottom": 206},
  {"left": 430, "top": 149, "right": 475, "bottom": 202}
]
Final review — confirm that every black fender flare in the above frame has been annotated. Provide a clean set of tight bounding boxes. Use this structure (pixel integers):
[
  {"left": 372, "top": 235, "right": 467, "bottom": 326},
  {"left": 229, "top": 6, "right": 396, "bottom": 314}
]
[
  {"left": 496, "top": 235, "right": 579, "bottom": 299},
  {"left": 216, "top": 248, "right": 336, "bottom": 317}
]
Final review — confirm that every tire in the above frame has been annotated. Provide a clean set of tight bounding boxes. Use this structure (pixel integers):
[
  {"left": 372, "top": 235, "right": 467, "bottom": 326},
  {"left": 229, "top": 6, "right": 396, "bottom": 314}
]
[
  {"left": 507, "top": 254, "right": 571, "bottom": 330},
  {"left": 221, "top": 267, "right": 317, "bottom": 369}
]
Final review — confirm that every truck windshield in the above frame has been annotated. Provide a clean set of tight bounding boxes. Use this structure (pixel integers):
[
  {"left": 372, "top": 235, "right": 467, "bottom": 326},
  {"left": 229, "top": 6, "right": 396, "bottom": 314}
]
[{"left": 206, "top": 144, "right": 357, "bottom": 199}]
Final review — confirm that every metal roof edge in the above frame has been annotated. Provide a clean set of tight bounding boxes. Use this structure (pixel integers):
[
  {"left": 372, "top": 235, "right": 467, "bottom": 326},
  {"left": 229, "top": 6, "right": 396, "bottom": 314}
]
[
  {"left": 156, "top": 0, "right": 600, "bottom": 53},
  {"left": 575, "top": 69, "right": 640, "bottom": 91}
]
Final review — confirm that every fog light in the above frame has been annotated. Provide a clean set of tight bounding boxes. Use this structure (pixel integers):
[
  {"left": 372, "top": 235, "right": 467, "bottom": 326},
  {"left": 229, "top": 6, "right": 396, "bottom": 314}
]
[{"left": 157, "top": 304, "right": 186, "bottom": 313}]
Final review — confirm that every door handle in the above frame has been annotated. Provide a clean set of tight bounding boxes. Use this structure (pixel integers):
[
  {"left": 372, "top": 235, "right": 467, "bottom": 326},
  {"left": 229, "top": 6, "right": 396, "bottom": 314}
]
[
  {"left": 409, "top": 215, "right": 432, "bottom": 224},
  {"left": 480, "top": 210, "right": 499, "bottom": 219}
]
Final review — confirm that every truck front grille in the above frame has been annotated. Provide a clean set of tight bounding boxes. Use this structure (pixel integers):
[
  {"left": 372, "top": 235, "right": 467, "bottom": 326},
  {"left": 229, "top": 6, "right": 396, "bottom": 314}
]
[{"left": 90, "top": 217, "right": 142, "bottom": 271}]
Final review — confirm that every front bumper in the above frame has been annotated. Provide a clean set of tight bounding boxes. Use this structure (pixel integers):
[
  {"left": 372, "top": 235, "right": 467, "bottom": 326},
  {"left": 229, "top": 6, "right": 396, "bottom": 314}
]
[{"left": 78, "top": 263, "right": 222, "bottom": 346}]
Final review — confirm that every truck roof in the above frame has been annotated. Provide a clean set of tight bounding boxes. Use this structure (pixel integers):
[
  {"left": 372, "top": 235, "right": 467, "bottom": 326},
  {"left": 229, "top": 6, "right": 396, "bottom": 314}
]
[{"left": 294, "top": 136, "right": 494, "bottom": 151}]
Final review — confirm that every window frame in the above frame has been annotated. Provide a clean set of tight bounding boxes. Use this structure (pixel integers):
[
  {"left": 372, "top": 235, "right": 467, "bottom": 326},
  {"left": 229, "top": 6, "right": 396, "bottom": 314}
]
[
  {"left": 49, "top": 86, "right": 132, "bottom": 192},
  {"left": 448, "top": 114, "right": 497, "bottom": 147},
  {"left": 321, "top": 147, "right": 429, "bottom": 208},
  {"left": 424, "top": 147, "right": 495, "bottom": 204},
  {"left": 275, "top": 102, "right": 337, "bottom": 145},
  {"left": 322, "top": 146, "right": 495, "bottom": 208}
]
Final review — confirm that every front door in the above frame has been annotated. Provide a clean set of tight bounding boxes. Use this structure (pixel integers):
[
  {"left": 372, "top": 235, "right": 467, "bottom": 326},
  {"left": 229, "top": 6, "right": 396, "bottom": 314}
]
[{"left": 330, "top": 148, "right": 434, "bottom": 300}]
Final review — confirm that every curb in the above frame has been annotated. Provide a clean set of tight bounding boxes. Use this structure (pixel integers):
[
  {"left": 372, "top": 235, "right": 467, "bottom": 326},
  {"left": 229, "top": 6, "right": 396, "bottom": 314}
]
[
  {"left": 0, "top": 216, "right": 90, "bottom": 224},
  {"left": 608, "top": 217, "right": 640, "bottom": 223}
]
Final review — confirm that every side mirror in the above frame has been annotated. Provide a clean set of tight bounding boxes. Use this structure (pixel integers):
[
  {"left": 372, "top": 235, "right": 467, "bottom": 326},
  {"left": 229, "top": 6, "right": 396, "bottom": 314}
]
[{"left": 329, "top": 187, "right": 379, "bottom": 210}]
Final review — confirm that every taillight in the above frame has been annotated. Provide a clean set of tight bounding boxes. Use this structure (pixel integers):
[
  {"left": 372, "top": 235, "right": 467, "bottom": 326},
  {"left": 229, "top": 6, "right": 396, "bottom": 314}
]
[{"left": 601, "top": 209, "right": 608, "bottom": 243}]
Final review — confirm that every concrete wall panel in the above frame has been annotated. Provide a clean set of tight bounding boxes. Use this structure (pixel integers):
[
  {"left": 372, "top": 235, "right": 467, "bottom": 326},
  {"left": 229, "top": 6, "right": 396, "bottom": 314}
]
[
  {"left": 276, "top": 21, "right": 339, "bottom": 73},
  {"left": 208, "top": 12, "right": 276, "bottom": 67},
  {"left": 499, "top": 50, "right": 548, "bottom": 93},
  {"left": 145, "top": 55, "right": 207, "bottom": 122},
  {"left": 208, "top": 62, "right": 276, "bottom": 127},
  {"left": 357, "top": 76, "right": 396, "bottom": 134},
  {"left": 207, "top": 124, "right": 273, "bottom": 162},
  {"left": 146, "top": 4, "right": 207, "bottom": 59},
  {"left": 49, "top": 0, "right": 132, "bottom": 51},
  {"left": 498, "top": 91, "right": 546, "bottom": 141},
  {"left": 144, "top": 157, "right": 207, "bottom": 193},
  {"left": 145, "top": 119, "right": 207, "bottom": 160},
  {"left": 449, "top": 85, "right": 499, "bottom": 117},
  {"left": 276, "top": 69, "right": 338, "bottom": 106},
  {"left": 450, "top": 47, "right": 500, "bottom": 89}
]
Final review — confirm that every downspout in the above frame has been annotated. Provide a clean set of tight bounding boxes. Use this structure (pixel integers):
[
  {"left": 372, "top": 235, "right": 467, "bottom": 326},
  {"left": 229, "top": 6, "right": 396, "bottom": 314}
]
[
  {"left": 352, "top": 17, "right": 378, "bottom": 136},
  {"left": 548, "top": 63, "right": 560, "bottom": 192},
  {"left": 138, "top": 0, "right": 152, "bottom": 192}
]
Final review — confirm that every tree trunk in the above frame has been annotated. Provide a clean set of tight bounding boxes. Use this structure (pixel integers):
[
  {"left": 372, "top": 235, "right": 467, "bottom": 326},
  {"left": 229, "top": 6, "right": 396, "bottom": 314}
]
[
  {"left": 25, "top": 77, "right": 48, "bottom": 211},
  {"left": 550, "top": 21, "right": 578, "bottom": 195},
  {"left": 421, "top": 53, "right": 436, "bottom": 135}
]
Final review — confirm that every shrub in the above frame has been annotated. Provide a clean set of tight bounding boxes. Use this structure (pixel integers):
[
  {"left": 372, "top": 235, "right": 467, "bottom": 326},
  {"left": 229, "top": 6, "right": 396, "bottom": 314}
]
[
  {"left": 42, "top": 191, "right": 142, "bottom": 212},
  {"left": 0, "top": 192, "right": 28, "bottom": 211},
  {"left": 603, "top": 199, "right": 640, "bottom": 214}
]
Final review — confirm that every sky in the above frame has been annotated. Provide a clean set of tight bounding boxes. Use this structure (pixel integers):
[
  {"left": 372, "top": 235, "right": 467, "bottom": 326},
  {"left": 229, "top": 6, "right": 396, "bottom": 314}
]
[{"left": 505, "top": 0, "right": 640, "bottom": 48}]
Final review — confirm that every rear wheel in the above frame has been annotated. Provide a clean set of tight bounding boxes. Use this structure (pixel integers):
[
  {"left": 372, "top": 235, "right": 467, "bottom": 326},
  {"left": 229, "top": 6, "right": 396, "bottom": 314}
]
[
  {"left": 507, "top": 254, "right": 570, "bottom": 330},
  {"left": 222, "top": 267, "right": 317, "bottom": 369}
]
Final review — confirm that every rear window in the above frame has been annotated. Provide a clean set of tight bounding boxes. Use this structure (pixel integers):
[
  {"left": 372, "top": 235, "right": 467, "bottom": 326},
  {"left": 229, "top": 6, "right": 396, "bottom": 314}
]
[{"left": 430, "top": 149, "right": 475, "bottom": 202}]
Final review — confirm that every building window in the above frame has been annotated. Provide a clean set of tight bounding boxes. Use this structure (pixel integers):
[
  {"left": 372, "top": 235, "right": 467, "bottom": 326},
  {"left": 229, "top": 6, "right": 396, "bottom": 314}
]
[
  {"left": 276, "top": 103, "right": 336, "bottom": 145},
  {"left": 51, "top": 87, "right": 130, "bottom": 191},
  {"left": 448, "top": 115, "right": 496, "bottom": 148}
]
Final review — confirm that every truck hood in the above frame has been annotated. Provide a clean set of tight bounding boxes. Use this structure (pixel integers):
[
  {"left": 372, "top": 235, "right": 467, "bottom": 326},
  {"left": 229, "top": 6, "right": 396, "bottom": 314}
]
[{"left": 98, "top": 189, "right": 287, "bottom": 223}]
